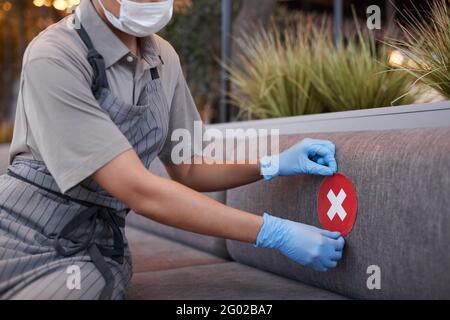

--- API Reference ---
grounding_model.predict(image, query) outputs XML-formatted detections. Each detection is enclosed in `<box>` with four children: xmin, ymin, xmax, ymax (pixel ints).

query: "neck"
<box><xmin>92</xmin><ymin>0</ymin><xmax>139</xmax><ymax>55</ymax></box>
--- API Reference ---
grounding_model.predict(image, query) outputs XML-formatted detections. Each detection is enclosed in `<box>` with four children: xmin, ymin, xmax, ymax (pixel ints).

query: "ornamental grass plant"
<box><xmin>228</xmin><ymin>16</ymin><xmax>417</xmax><ymax>119</ymax></box>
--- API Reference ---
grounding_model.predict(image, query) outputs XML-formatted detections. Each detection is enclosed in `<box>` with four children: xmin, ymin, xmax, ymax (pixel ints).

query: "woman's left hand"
<box><xmin>260</xmin><ymin>138</ymin><xmax>338</xmax><ymax>180</ymax></box>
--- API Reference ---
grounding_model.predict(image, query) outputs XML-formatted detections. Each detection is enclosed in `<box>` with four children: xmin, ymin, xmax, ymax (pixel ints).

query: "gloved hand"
<box><xmin>259</xmin><ymin>138</ymin><xmax>337</xmax><ymax>181</ymax></box>
<box><xmin>255</xmin><ymin>213</ymin><xmax>345</xmax><ymax>272</ymax></box>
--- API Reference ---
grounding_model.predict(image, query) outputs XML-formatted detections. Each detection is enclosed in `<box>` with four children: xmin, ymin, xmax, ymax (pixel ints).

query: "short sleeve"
<box><xmin>158</xmin><ymin>68</ymin><xmax>206</xmax><ymax>165</ymax></box>
<box><xmin>22</xmin><ymin>57</ymin><xmax>132</xmax><ymax>193</ymax></box>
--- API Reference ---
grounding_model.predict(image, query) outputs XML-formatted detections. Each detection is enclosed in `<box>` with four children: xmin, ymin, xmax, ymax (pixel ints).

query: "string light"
<box><xmin>388</xmin><ymin>50</ymin><xmax>422</xmax><ymax>70</ymax></box>
<box><xmin>388</xmin><ymin>50</ymin><xmax>405</xmax><ymax>68</ymax></box>
<box><xmin>52</xmin><ymin>0</ymin><xmax>67</xmax><ymax>10</ymax></box>
<box><xmin>31</xmin><ymin>0</ymin><xmax>80</xmax><ymax>11</ymax></box>
<box><xmin>33</xmin><ymin>0</ymin><xmax>45</xmax><ymax>7</ymax></box>
<box><xmin>2</xmin><ymin>1</ymin><xmax>12</xmax><ymax>12</ymax></box>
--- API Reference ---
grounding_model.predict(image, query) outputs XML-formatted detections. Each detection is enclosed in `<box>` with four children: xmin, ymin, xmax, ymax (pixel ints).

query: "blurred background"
<box><xmin>0</xmin><ymin>0</ymin><xmax>445</xmax><ymax>143</ymax></box>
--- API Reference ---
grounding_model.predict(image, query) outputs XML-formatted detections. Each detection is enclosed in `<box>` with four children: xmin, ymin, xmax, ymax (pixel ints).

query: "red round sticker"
<box><xmin>317</xmin><ymin>173</ymin><xmax>358</xmax><ymax>237</ymax></box>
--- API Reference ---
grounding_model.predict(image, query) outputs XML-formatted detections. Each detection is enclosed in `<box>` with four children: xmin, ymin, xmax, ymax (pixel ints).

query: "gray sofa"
<box><xmin>1</xmin><ymin>101</ymin><xmax>449</xmax><ymax>299</ymax></box>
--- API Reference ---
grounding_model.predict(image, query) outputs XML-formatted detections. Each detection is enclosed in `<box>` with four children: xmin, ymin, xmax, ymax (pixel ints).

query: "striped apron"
<box><xmin>0</xmin><ymin>24</ymin><xmax>169</xmax><ymax>300</ymax></box>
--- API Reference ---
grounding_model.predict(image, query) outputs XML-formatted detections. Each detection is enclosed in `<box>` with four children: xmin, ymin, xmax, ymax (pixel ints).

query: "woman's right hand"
<box><xmin>255</xmin><ymin>213</ymin><xmax>345</xmax><ymax>272</ymax></box>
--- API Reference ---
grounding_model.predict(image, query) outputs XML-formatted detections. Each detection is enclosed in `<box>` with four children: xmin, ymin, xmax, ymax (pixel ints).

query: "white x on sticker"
<box><xmin>326</xmin><ymin>189</ymin><xmax>347</xmax><ymax>221</ymax></box>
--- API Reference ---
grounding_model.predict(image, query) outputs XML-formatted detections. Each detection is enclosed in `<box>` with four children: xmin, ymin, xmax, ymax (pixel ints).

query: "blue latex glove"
<box><xmin>255</xmin><ymin>213</ymin><xmax>345</xmax><ymax>272</ymax></box>
<box><xmin>260</xmin><ymin>138</ymin><xmax>337</xmax><ymax>181</ymax></box>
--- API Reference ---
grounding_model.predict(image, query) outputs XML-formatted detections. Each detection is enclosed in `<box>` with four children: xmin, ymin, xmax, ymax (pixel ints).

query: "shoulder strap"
<box><xmin>75</xmin><ymin>25</ymin><xmax>109</xmax><ymax>98</ymax></box>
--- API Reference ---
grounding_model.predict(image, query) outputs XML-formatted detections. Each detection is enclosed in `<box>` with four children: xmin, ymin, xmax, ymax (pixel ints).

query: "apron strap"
<box><xmin>88</xmin><ymin>244</ymin><xmax>116</xmax><ymax>300</ymax></box>
<box><xmin>75</xmin><ymin>24</ymin><xmax>109</xmax><ymax>98</ymax></box>
<box><xmin>53</xmin><ymin>206</ymin><xmax>125</xmax><ymax>300</ymax></box>
<box><xmin>76</xmin><ymin>23</ymin><xmax>160</xmax><ymax>91</ymax></box>
<box><xmin>6</xmin><ymin>169</ymin><xmax>118</xmax><ymax>212</ymax></box>
<box><xmin>52</xmin><ymin>206</ymin><xmax>125</xmax><ymax>300</ymax></box>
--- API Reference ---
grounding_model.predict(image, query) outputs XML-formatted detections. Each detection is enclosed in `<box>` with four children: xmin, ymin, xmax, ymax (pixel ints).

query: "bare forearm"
<box><xmin>133</xmin><ymin>171</ymin><xmax>263</xmax><ymax>243</ymax></box>
<box><xmin>167</xmin><ymin>157</ymin><xmax>263</xmax><ymax>192</ymax></box>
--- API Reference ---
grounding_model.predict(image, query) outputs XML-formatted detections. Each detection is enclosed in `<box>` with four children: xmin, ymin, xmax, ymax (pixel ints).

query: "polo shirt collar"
<box><xmin>77</xmin><ymin>0</ymin><xmax>161</xmax><ymax>69</ymax></box>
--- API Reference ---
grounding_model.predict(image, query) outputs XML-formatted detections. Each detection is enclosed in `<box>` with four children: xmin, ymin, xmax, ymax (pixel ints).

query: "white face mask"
<box><xmin>98</xmin><ymin>0</ymin><xmax>174</xmax><ymax>37</ymax></box>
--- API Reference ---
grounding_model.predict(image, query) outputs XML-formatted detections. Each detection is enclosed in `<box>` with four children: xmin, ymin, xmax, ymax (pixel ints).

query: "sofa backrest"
<box><xmin>212</xmin><ymin>101</ymin><xmax>450</xmax><ymax>135</ymax></box>
<box><xmin>226</xmin><ymin>128</ymin><xmax>450</xmax><ymax>299</ymax></box>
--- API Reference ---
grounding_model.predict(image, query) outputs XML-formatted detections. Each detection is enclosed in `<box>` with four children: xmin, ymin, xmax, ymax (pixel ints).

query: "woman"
<box><xmin>0</xmin><ymin>0</ymin><xmax>344</xmax><ymax>300</ymax></box>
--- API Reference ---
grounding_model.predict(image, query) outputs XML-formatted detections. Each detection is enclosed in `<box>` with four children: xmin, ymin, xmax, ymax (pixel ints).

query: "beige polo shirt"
<box><xmin>9</xmin><ymin>0</ymin><xmax>203</xmax><ymax>193</ymax></box>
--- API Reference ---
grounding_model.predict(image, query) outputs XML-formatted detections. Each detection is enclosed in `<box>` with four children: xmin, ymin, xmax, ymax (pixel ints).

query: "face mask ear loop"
<box><xmin>115</xmin><ymin>0</ymin><xmax>124</xmax><ymax>19</ymax></box>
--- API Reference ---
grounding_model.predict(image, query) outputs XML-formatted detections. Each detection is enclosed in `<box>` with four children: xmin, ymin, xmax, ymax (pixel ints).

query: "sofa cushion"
<box><xmin>126</xmin><ymin>158</ymin><xmax>230</xmax><ymax>259</ymax></box>
<box><xmin>226</xmin><ymin>128</ymin><xmax>450</xmax><ymax>299</ymax></box>
<box><xmin>127</xmin><ymin>214</ymin><xmax>230</xmax><ymax>259</ymax></box>
<box><xmin>126</xmin><ymin>227</ymin><xmax>227</xmax><ymax>273</ymax></box>
<box><xmin>127</xmin><ymin>262</ymin><xmax>347</xmax><ymax>300</ymax></box>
